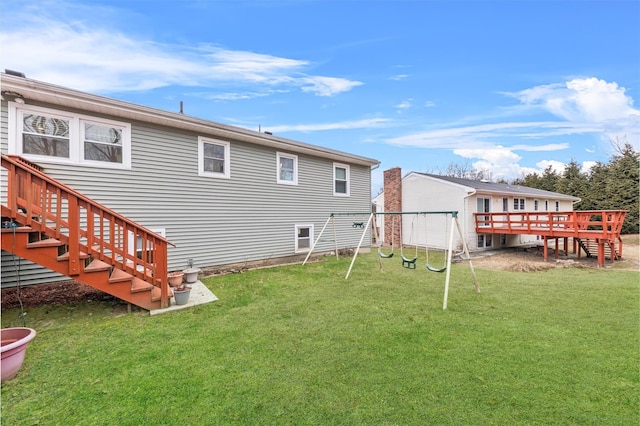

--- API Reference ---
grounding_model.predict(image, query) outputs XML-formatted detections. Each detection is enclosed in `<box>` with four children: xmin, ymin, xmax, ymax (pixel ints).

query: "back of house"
<box><xmin>1</xmin><ymin>72</ymin><xmax>379</xmax><ymax>288</ymax></box>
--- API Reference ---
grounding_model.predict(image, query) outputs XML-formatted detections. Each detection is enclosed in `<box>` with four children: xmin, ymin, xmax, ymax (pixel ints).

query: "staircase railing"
<box><xmin>2</xmin><ymin>154</ymin><xmax>174</xmax><ymax>308</ymax></box>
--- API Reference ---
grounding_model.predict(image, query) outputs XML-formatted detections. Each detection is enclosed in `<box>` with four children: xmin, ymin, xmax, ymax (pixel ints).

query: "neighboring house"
<box><xmin>1</xmin><ymin>73</ymin><xmax>379</xmax><ymax>288</ymax></box>
<box><xmin>373</xmin><ymin>168</ymin><xmax>581</xmax><ymax>252</ymax></box>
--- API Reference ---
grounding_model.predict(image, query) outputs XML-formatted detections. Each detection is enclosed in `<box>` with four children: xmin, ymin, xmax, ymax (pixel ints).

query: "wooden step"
<box><xmin>109</xmin><ymin>268</ymin><xmax>134</xmax><ymax>284</ymax></box>
<box><xmin>57</xmin><ymin>250</ymin><xmax>90</xmax><ymax>261</ymax></box>
<box><xmin>130</xmin><ymin>277</ymin><xmax>154</xmax><ymax>293</ymax></box>
<box><xmin>27</xmin><ymin>238</ymin><xmax>63</xmax><ymax>249</ymax></box>
<box><xmin>84</xmin><ymin>259</ymin><xmax>112</xmax><ymax>273</ymax></box>
<box><xmin>151</xmin><ymin>286</ymin><xmax>173</xmax><ymax>302</ymax></box>
<box><xmin>1</xmin><ymin>226</ymin><xmax>33</xmax><ymax>234</ymax></box>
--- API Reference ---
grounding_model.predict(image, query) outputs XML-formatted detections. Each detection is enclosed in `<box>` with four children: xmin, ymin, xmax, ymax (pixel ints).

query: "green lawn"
<box><xmin>2</xmin><ymin>253</ymin><xmax>638</xmax><ymax>425</ymax></box>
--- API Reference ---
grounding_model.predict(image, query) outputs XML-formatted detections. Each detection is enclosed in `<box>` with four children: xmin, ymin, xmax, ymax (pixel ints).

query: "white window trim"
<box><xmin>295</xmin><ymin>224</ymin><xmax>314</xmax><ymax>253</ymax></box>
<box><xmin>534</xmin><ymin>199</ymin><xmax>539</xmax><ymax>211</ymax></box>
<box><xmin>8</xmin><ymin>102</ymin><xmax>132</xmax><ymax>170</ymax></box>
<box><xmin>333</xmin><ymin>162</ymin><xmax>350</xmax><ymax>196</ymax></box>
<box><xmin>276</xmin><ymin>152</ymin><xmax>298</xmax><ymax>185</ymax></box>
<box><xmin>513</xmin><ymin>198</ymin><xmax>525</xmax><ymax>211</ymax></box>
<box><xmin>128</xmin><ymin>228</ymin><xmax>166</xmax><ymax>257</ymax></box>
<box><xmin>198</xmin><ymin>137</ymin><xmax>230</xmax><ymax>179</ymax></box>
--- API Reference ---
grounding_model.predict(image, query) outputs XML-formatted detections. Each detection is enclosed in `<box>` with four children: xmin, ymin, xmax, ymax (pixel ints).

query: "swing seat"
<box><xmin>426</xmin><ymin>263</ymin><xmax>446</xmax><ymax>273</ymax></box>
<box><xmin>401</xmin><ymin>255</ymin><xmax>417</xmax><ymax>269</ymax></box>
<box><xmin>378</xmin><ymin>247</ymin><xmax>394</xmax><ymax>259</ymax></box>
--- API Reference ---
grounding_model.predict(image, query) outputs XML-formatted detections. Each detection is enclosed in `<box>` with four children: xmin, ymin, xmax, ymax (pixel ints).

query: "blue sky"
<box><xmin>2</xmin><ymin>0</ymin><xmax>639</xmax><ymax>192</ymax></box>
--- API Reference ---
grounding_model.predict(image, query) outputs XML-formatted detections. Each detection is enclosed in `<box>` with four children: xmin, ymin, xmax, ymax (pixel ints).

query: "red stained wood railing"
<box><xmin>2</xmin><ymin>154</ymin><xmax>174</xmax><ymax>308</ymax></box>
<box><xmin>474</xmin><ymin>210</ymin><xmax>627</xmax><ymax>239</ymax></box>
<box><xmin>474</xmin><ymin>210</ymin><xmax>627</xmax><ymax>266</ymax></box>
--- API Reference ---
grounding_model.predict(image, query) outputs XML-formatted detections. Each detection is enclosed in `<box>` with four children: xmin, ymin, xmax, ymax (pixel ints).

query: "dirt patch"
<box><xmin>1</xmin><ymin>280</ymin><xmax>115</xmax><ymax>311</ymax></box>
<box><xmin>469</xmin><ymin>235</ymin><xmax>640</xmax><ymax>272</ymax></box>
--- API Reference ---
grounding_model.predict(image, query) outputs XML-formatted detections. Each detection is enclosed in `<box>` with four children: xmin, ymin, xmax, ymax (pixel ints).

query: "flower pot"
<box><xmin>168</xmin><ymin>271</ymin><xmax>184</xmax><ymax>287</ymax></box>
<box><xmin>1</xmin><ymin>327</ymin><xmax>36</xmax><ymax>383</ymax></box>
<box><xmin>173</xmin><ymin>286</ymin><xmax>192</xmax><ymax>305</ymax></box>
<box><xmin>183</xmin><ymin>267</ymin><xmax>201</xmax><ymax>284</ymax></box>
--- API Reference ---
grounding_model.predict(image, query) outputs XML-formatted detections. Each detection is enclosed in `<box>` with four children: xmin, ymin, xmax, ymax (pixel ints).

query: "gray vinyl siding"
<box><xmin>2</xmin><ymin>100</ymin><xmax>373</xmax><ymax>286</ymax></box>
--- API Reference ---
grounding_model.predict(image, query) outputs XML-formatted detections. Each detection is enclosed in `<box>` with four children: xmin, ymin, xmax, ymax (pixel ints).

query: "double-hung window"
<box><xmin>277</xmin><ymin>152</ymin><xmax>298</xmax><ymax>185</ymax></box>
<box><xmin>198</xmin><ymin>137</ymin><xmax>230</xmax><ymax>178</ymax></box>
<box><xmin>513</xmin><ymin>198</ymin><xmax>525</xmax><ymax>210</ymax></box>
<box><xmin>333</xmin><ymin>163</ymin><xmax>350</xmax><ymax>196</ymax></box>
<box><xmin>9</xmin><ymin>103</ymin><xmax>131</xmax><ymax>169</ymax></box>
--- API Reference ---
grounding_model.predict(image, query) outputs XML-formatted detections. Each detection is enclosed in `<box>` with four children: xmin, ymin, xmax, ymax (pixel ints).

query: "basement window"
<box><xmin>295</xmin><ymin>224</ymin><xmax>314</xmax><ymax>252</ymax></box>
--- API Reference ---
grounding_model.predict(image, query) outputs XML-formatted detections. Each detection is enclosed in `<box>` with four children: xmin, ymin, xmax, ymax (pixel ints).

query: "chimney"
<box><xmin>383</xmin><ymin>167</ymin><xmax>402</xmax><ymax>248</ymax></box>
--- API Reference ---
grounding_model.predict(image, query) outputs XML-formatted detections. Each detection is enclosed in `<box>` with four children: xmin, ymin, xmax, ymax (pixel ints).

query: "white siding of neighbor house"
<box><xmin>1</xmin><ymin>100</ymin><xmax>372</xmax><ymax>287</ymax></box>
<box><xmin>402</xmin><ymin>174</ymin><xmax>468</xmax><ymax>251</ymax></box>
<box><xmin>401</xmin><ymin>173</ymin><xmax>577</xmax><ymax>253</ymax></box>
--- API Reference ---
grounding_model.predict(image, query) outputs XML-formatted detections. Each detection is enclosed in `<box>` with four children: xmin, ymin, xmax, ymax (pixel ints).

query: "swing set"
<box><xmin>302</xmin><ymin>211</ymin><xmax>480</xmax><ymax>310</ymax></box>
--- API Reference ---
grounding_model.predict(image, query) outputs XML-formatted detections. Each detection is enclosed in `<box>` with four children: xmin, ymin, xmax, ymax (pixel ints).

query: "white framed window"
<box><xmin>513</xmin><ymin>198</ymin><xmax>525</xmax><ymax>210</ymax></box>
<box><xmin>477</xmin><ymin>234</ymin><xmax>492</xmax><ymax>249</ymax></box>
<box><xmin>555</xmin><ymin>201</ymin><xmax>560</xmax><ymax>211</ymax></box>
<box><xmin>277</xmin><ymin>152</ymin><xmax>298</xmax><ymax>185</ymax></box>
<box><xmin>545</xmin><ymin>200</ymin><xmax>549</xmax><ymax>211</ymax></box>
<box><xmin>295</xmin><ymin>224</ymin><xmax>314</xmax><ymax>252</ymax></box>
<box><xmin>198</xmin><ymin>137</ymin><xmax>230</xmax><ymax>179</ymax></box>
<box><xmin>127</xmin><ymin>228</ymin><xmax>166</xmax><ymax>266</ymax></box>
<box><xmin>333</xmin><ymin>163</ymin><xmax>350</xmax><ymax>196</ymax></box>
<box><xmin>534</xmin><ymin>200</ymin><xmax>539</xmax><ymax>211</ymax></box>
<box><xmin>502</xmin><ymin>197</ymin><xmax>509</xmax><ymax>212</ymax></box>
<box><xmin>8</xmin><ymin>103</ymin><xmax>131</xmax><ymax>169</ymax></box>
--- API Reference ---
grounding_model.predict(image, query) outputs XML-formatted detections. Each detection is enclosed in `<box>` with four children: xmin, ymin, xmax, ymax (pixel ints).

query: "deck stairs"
<box><xmin>1</xmin><ymin>154</ymin><xmax>174</xmax><ymax>310</ymax></box>
<box><xmin>576</xmin><ymin>237</ymin><xmax>622</xmax><ymax>261</ymax></box>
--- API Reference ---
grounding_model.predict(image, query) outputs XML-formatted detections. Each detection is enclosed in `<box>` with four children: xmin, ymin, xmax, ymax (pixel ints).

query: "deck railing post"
<box><xmin>67</xmin><ymin>196</ymin><xmax>80</xmax><ymax>275</ymax></box>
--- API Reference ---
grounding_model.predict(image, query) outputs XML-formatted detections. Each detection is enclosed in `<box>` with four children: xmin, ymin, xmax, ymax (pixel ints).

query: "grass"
<box><xmin>1</xmin><ymin>252</ymin><xmax>638</xmax><ymax>425</ymax></box>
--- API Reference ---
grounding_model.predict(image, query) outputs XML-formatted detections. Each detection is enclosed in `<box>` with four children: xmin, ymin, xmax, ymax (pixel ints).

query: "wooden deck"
<box><xmin>474</xmin><ymin>210</ymin><xmax>627</xmax><ymax>266</ymax></box>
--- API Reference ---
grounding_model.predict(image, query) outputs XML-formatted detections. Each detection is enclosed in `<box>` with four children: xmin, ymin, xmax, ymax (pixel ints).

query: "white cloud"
<box><xmin>514</xmin><ymin>78</ymin><xmax>638</xmax><ymax>123</ymax></box>
<box><xmin>0</xmin><ymin>5</ymin><xmax>361</xmax><ymax>97</ymax></box>
<box><xmin>424</xmin><ymin>101</ymin><xmax>436</xmax><ymax>108</ymax></box>
<box><xmin>265</xmin><ymin>118</ymin><xmax>393</xmax><ymax>133</ymax></box>
<box><xmin>535</xmin><ymin>160</ymin><xmax>566</xmax><ymax>174</ymax></box>
<box><xmin>581</xmin><ymin>161</ymin><xmax>597</xmax><ymax>173</ymax></box>
<box><xmin>395</xmin><ymin>99</ymin><xmax>413</xmax><ymax>110</ymax></box>
<box><xmin>384</xmin><ymin>76</ymin><xmax>639</xmax><ymax>179</ymax></box>
<box><xmin>389</xmin><ymin>74</ymin><xmax>408</xmax><ymax>81</ymax></box>
<box><xmin>299</xmin><ymin>76</ymin><xmax>363</xmax><ymax>97</ymax></box>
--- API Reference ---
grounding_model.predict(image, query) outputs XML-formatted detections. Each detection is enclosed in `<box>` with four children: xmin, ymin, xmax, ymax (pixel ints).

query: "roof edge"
<box><xmin>1</xmin><ymin>73</ymin><xmax>379</xmax><ymax>167</ymax></box>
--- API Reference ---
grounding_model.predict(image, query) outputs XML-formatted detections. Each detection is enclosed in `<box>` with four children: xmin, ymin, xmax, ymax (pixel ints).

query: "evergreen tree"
<box><xmin>606</xmin><ymin>143</ymin><xmax>639</xmax><ymax>234</ymax></box>
<box><xmin>556</xmin><ymin>159</ymin><xmax>589</xmax><ymax>208</ymax></box>
<box><xmin>538</xmin><ymin>166</ymin><xmax>561</xmax><ymax>192</ymax></box>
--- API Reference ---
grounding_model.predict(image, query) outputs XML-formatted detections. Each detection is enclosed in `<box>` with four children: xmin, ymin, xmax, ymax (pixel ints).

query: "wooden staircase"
<box><xmin>1</xmin><ymin>154</ymin><xmax>174</xmax><ymax>310</ymax></box>
<box><xmin>576</xmin><ymin>237</ymin><xmax>622</xmax><ymax>261</ymax></box>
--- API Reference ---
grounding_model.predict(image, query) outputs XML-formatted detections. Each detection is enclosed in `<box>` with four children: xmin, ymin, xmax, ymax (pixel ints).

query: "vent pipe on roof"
<box><xmin>5</xmin><ymin>69</ymin><xmax>25</xmax><ymax>78</ymax></box>
<box><xmin>179</xmin><ymin>101</ymin><xmax>184</xmax><ymax>114</ymax></box>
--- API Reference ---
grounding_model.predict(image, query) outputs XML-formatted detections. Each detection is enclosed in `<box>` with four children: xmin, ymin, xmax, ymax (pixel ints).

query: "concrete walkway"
<box><xmin>150</xmin><ymin>280</ymin><xmax>218</xmax><ymax>315</ymax></box>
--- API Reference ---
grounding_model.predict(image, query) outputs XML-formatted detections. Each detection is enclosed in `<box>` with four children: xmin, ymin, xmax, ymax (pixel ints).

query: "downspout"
<box><xmin>462</xmin><ymin>189</ymin><xmax>477</xmax><ymax>250</ymax></box>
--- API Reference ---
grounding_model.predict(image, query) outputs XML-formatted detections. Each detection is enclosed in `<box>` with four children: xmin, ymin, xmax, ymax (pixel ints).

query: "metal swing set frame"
<box><xmin>302</xmin><ymin>211</ymin><xmax>480</xmax><ymax>310</ymax></box>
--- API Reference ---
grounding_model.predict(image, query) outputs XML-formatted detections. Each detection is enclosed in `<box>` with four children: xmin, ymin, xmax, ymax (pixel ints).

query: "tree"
<box><xmin>538</xmin><ymin>166</ymin><xmax>561</xmax><ymax>192</ymax></box>
<box><xmin>605</xmin><ymin>142</ymin><xmax>639</xmax><ymax>234</ymax></box>
<box><xmin>556</xmin><ymin>159</ymin><xmax>589</xmax><ymax>207</ymax></box>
